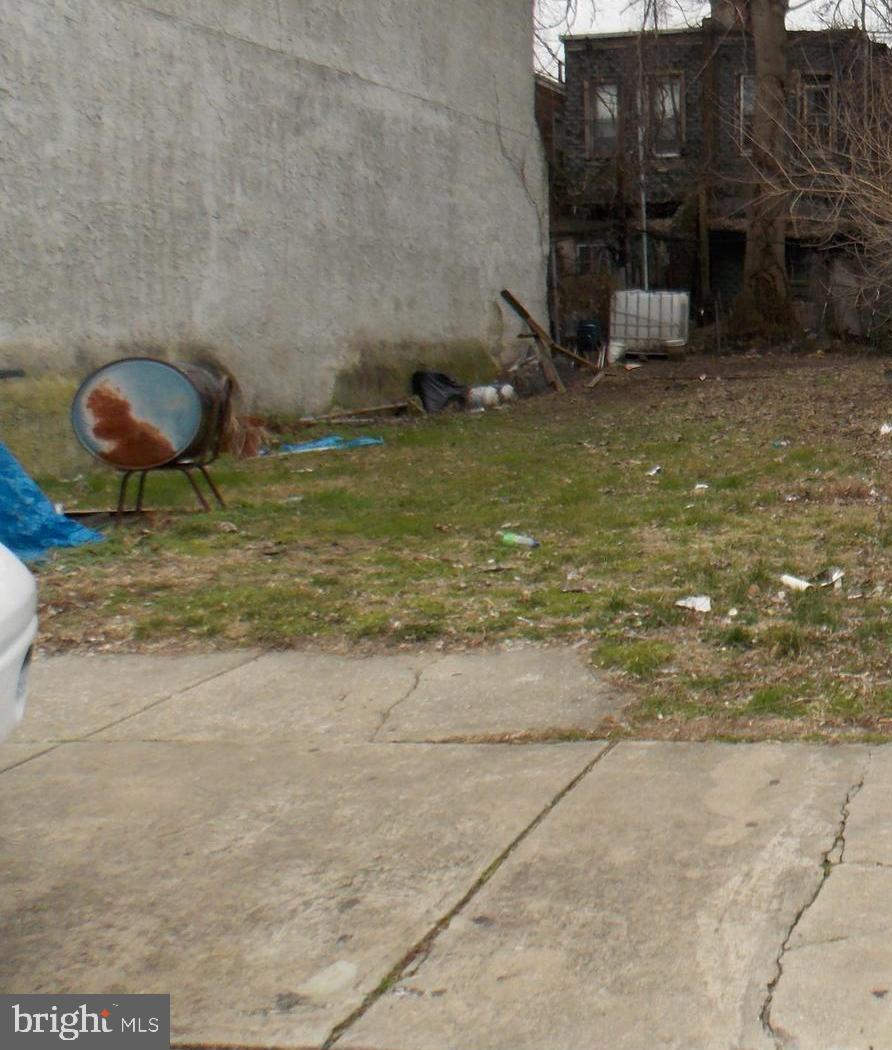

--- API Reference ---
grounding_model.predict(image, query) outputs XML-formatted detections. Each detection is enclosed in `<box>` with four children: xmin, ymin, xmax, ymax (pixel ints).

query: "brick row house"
<box><xmin>540</xmin><ymin>4</ymin><xmax>889</xmax><ymax>341</ymax></box>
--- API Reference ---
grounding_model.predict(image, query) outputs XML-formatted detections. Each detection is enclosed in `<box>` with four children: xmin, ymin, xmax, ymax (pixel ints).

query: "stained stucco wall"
<box><xmin>0</xmin><ymin>0</ymin><xmax>547</xmax><ymax>411</ymax></box>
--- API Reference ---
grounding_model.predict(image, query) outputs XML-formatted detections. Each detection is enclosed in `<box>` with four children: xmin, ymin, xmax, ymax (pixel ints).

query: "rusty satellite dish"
<box><xmin>71</xmin><ymin>358</ymin><xmax>231</xmax><ymax>513</ymax></box>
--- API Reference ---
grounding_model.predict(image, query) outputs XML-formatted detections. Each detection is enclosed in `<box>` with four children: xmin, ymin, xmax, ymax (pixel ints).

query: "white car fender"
<box><xmin>0</xmin><ymin>543</ymin><xmax>38</xmax><ymax>741</ymax></box>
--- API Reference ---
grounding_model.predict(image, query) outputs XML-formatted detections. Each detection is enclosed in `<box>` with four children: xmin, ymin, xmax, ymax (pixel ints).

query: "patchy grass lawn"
<box><xmin>7</xmin><ymin>353</ymin><xmax>892</xmax><ymax>739</ymax></box>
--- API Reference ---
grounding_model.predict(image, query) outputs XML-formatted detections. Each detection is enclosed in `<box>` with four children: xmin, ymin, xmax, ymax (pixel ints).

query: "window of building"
<box><xmin>648</xmin><ymin>74</ymin><xmax>683</xmax><ymax>156</ymax></box>
<box><xmin>587</xmin><ymin>80</ymin><xmax>619</xmax><ymax>156</ymax></box>
<box><xmin>801</xmin><ymin>74</ymin><xmax>834</xmax><ymax>150</ymax></box>
<box><xmin>576</xmin><ymin>241</ymin><xmax>611</xmax><ymax>275</ymax></box>
<box><xmin>739</xmin><ymin>73</ymin><xmax>756</xmax><ymax>153</ymax></box>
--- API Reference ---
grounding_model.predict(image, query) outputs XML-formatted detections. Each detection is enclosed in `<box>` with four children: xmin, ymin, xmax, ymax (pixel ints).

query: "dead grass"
<box><xmin>8</xmin><ymin>351</ymin><xmax>892</xmax><ymax>739</ymax></box>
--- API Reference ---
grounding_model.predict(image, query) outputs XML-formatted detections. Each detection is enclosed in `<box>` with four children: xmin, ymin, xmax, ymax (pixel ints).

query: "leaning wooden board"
<box><xmin>500</xmin><ymin>289</ymin><xmax>565</xmax><ymax>392</ymax></box>
<box><xmin>500</xmin><ymin>289</ymin><xmax>604</xmax><ymax>383</ymax></box>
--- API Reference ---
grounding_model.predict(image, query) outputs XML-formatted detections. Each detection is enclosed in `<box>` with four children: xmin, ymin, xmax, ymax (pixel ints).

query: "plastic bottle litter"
<box><xmin>498</xmin><ymin>531</ymin><xmax>540</xmax><ymax>549</ymax></box>
<box><xmin>780</xmin><ymin>567</ymin><xmax>845</xmax><ymax>592</ymax></box>
<box><xmin>780</xmin><ymin>574</ymin><xmax>811</xmax><ymax>592</ymax></box>
<box><xmin>646</xmin><ymin>465</ymin><xmax>662</xmax><ymax>476</ymax></box>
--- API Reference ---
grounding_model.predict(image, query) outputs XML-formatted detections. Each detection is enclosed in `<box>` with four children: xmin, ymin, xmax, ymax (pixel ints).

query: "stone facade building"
<box><xmin>1</xmin><ymin>1</ymin><xmax>547</xmax><ymax>412</ymax></box>
<box><xmin>552</xmin><ymin>16</ymin><xmax>886</xmax><ymax>338</ymax></box>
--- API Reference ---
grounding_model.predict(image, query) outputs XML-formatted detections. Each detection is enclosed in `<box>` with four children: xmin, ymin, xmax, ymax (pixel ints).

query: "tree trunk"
<box><xmin>729</xmin><ymin>0</ymin><xmax>799</xmax><ymax>339</ymax></box>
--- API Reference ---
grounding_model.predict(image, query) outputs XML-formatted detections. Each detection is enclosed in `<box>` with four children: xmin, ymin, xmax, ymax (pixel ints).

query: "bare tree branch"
<box><xmin>534</xmin><ymin>0</ymin><xmax>598</xmax><ymax>76</ymax></box>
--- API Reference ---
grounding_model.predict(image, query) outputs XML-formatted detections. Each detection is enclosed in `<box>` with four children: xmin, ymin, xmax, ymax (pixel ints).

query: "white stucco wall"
<box><xmin>0</xmin><ymin>0</ymin><xmax>548</xmax><ymax>411</ymax></box>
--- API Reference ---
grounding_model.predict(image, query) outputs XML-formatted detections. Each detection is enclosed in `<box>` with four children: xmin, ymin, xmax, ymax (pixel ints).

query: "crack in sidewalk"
<box><xmin>319</xmin><ymin>739</ymin><xmax>618</xmax><ymax>1049</ymax></box>
<box><xmin>370</xmin><ymin>667</ymin><xmax>423</xmax><ymax>742</ymax></box>
<box><xmin>80</xmin><ymin>651</ymin><xmax>264</xmax><ymax>741</ymax></box>
<box><xmin>760</xmin><ymin>750</ymin><xmax>872</xmax><ymax>1047</ymax></box>
<box><xmin>1</xmin><ymin>653</ymin><xmax>262</xmax><ymax>771</ymax></box>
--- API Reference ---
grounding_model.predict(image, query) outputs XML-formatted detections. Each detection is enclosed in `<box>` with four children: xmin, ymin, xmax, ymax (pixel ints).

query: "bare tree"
<box><xmin>535</xmin><ymin>0</ymin><xmax>597</xmax><ymax>76</ymax></box>
<box><xmin>728</xmin><ymin>0</ymin><xmax>801</xmax><ymax>337</ymax></box>
<box><xmin>763</xmin><ymin>44</ymin><xmax>892</xmax><ymax>337</ymax></box>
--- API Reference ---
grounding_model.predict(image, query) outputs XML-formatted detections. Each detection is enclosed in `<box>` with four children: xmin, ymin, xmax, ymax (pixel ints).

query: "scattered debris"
<box><xmin>498</xmin><ymin>531</ymin><xmax>540</xmax><ymax>549</ymax></box>
<box><xmin>298</xmin><ymin>400</ymin><xmax>421</xmax><ymax>426</ymax></box>
<box><xmin>467</xmin><ymin>385</ymin><xmax>516</xmax><ymax>409</ymax></box>
<box><xmin>780</xmin><ymin>567</ymin><xmax>845</xmax><ymax>592</ymax></box>
<box><xmin>411</xmin><ymin>371</ymin><xmax>468</xmax><ymax>413</ymax></box>
<box><xmin>694</xmin><ymin>482</ymin><xmax>709</xmax><ymax>491</ymax></box>
<box><xmin>780</xmin><ymin>574</ymin><xmax>812</xmax><ymax>592</ymax></box>
<box><xmin>607</xmin><ymin>340</ymin><xmax>626</xmax><ymax>365</ymax></box>
<box><xmin>624</xmin><ymin>362</ymin><xmax>643</xmax><ymax>371</ymax></box>
<box><xmin>277</xmin><ymin>435</ymin><xmax>384</xmax><ymax>455</ymax></box>
<box><xmin>676</xmin><ymin>595</ymin><xmax>712</xmax><ymax>613</ymax></box>
<box><xmin>467</xmin><ymin>386</ymin><xmax>499</xmax><ymax>409</ymax></box>
<box><xmin>813</xmin><ymin>566</ymin><xmax>845</xmax><ymax>589</ymax></box>
<box><xmin>224</xmin><ymin>415</ymin><xmax>271</xmax><ymax>458</ymax></box>
<box><xmin>500</xmin><ymin>289</ymin><xmax>566</xmax><ymax>392</ymax></box>
<box><xmin>646</xmin><ymin>465</ymin><xmax>662</xmax><ymax>476</ymax></box>
<box><xmin>501</xmin><ymin>289</ymin><xmax>607</xmax><ymax>388</ymax></box>
<box><xmin>0</xmin><ymin>442</ymin><xmax>103</xmax><ymax>561</ymax></box>
<box><xmin>216</xmin><ymin>521</ymin><xmax>239</xmax><ymax>533</ymax></box>
<box><xmin>257</xmin><ymin>541</ymin><xmax>286</xmax><ymax>557</ymax></box>
<box><xmin>881</xmin><ymin>423</ymin><xmax>892</xmax><ymax>436</ymax></box>
<box><xmin>772</xmin><ymin>439</ymin><xmax>791</xmax><ymax>448</ymax></box>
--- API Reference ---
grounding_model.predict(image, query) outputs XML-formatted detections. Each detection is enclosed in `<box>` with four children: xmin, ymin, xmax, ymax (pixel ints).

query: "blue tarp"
<box><xmin>0</xmin><ymin>443</ymin><xmax>103</xmax><ymax>562</ymax></box>
<box><xmin>277</xmin><ymin>434</ymin><xmax>384</xmax><ymax>455</ymax></box>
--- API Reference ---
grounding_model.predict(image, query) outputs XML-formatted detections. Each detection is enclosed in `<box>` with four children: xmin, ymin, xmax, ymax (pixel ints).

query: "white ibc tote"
<box><xmin>610</xmin><ymin>290</ymin><xmax>690</xmax><ymax>350</ymax></box>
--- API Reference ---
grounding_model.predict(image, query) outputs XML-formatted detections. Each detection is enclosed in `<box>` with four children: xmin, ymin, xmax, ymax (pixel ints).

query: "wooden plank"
<box><xmin>298</xmin><ymin>400</ymin><xmax>418</xmax><ymax>425</ymax></box>
<box><xmin>501</xmin><ymin>289</ymin><xmax>604</xmax><ymax>380</ymax></box>
<box><xmin>501</xmin><ymin>290</ymin><xmax>565</xmax><ymax>391</ymax></box>
<box><xmin>532</xmin><ymin>337</ymin><xmax>566</xmax><ymax>393</ymax></box>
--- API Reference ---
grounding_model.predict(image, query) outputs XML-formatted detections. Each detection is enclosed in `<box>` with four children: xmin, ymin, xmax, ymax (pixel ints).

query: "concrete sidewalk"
<box><xmin>0</xmin><ymin>648</ymin><xmax>889</xmax><ymax>1050</ymax></box>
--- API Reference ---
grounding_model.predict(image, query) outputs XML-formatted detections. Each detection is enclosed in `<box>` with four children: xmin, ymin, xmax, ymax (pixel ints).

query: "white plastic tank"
<box><xmin>610</xmin><ymin>290</ymin><xmax>690</xmax><ymax>349</ymax></box>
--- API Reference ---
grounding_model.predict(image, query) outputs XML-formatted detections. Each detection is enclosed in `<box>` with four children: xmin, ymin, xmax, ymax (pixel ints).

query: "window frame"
<box><xmin>585</xmin><ymin>78</ymin><xmax>620</xmax><ymax>158</ymax></box>
<box><xmin>738</xmin><ymin>72</ymin><xmax>756</xmax><ymax>155</ymax></box>
<box><xmin>799</xmin><ymin>73</ymin><xmax>835</xmax><ymax>152</ymax></box>
<box><xmin>647</xmin><ymin>72</ymin><xmax>685</xmax><ymax>158</ymax></box>
<box><xmin>576</xmin><ymin>241</ymin><xmax>611</xmax><ymax>275</ymax></box>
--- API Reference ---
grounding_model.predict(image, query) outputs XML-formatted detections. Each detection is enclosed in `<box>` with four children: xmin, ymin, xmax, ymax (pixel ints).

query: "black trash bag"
<box><xmin>411</xmin><ymin>371</ymin><xmax>468</xmax><ymax>413</ymax></box>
